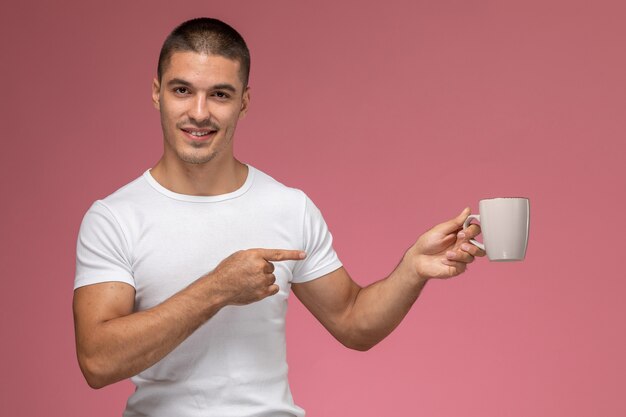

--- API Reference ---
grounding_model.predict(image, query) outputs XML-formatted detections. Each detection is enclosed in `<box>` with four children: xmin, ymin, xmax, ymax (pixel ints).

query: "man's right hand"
<box><xmin>209</xmin><ymin>249</ymin><xmax>306</xmax><ymax>306</ymax></box>
<box><xmin>73</xmin><ymin>247</ymin><xmax>306</xmax><ymax>388</ymax></box>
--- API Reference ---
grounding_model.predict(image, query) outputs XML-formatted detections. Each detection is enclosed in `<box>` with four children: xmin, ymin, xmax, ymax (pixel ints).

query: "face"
<box><xmin>152</xmin><ymin>52</ymin><xmax>250</xmax><ymax>166</ymax></box>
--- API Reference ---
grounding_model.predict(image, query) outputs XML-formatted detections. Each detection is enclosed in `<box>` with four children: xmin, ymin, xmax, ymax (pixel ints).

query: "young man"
<box><xmin>73</xmin><ymin>18</ymin><xmax>484</xmax><ymax>417</ymax></box>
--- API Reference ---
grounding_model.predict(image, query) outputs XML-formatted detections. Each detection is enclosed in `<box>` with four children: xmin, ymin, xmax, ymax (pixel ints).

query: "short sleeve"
<box><xmin>291</xmin><ymin>196</ymin><xmax>342</xmax><ymax>283</ymax></box>
<box><xmin>74</xmin><ymin>201</ymin><xmax>135</xmax><ymax>290</ymax></box>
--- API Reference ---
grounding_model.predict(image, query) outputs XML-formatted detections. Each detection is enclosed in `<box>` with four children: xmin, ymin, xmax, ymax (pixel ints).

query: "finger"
<box><xmin>462</xmin><ymin>224</ymin><xmax>481</xmax><ymax>240</ymax></box>
<box><xmin>441</xmin><ymin>258</ymin><xmax>467</xmax><ymax>274</ymax></box>
<box><xmin>460</xmin><ymin>242</ymin><xmax>486</xmax><ymax>257</ymax></box>
<box><xmin>265</xmin><ymin>273</ymin><xmax>276</xmax><ymax>285</ymax></box>
<box><xmin>263</xmin><ymin>261</ymin><xmax>275</xmax><ymax>274</ymax></box>
<box><xmin>446</xmin><ymin>250</ymin><xmax>475</xmax><ymax>264</ymax></box>
<box><xmin>267</xmin><ymin>284</ymin><xmax>280</xmax><ymax>296</ymax></box>
<box><xmin>436</xmin><ymin>207</ymin><xmax>471</xmax><ymax>235</ymax></box>
<box><xmin>258</xmin><ymin>249</ymin><xmax>307</xmax><ymax>262</ymax></box>
<box><xmin>440</xmin><ymin>233</ymin><xmax>457</xmax><ymax>245</ymax></box>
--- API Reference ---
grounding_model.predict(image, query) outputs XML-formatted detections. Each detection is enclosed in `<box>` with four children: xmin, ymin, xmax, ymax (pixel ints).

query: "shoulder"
<box><xmin>249</xmin><ymin>165</ymin><xmax>308</xmax><ymax>203</ymax></box>
<box><xmin>95</xmin><ymin>171</ymin><xmax>161</xmax><ymax>215</ymax></box>
<box><xmin>81</xmin><ymin>171</ymin><xmax>154</xmax><ymax>228</ymax></box>
<box><xmin>100</xmin><ymin>172</ymin><xmax>153</xmax><ymax>207</ymax></box>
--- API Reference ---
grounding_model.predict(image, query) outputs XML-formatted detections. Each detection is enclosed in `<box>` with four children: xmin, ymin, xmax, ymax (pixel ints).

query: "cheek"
<box><xmin>160</xmin><ymin>105</ymin><xmax>183</xmax><ymax>127</ymax></box>
<box><xmin>214</xmin><ymin>104</ymin><xmax>242</xmax><ymax>122</ymax></box>
<box><xmin>223</xmin><ymin>110</ymin><xmax>243</xmax><ymax>129</ymax></box>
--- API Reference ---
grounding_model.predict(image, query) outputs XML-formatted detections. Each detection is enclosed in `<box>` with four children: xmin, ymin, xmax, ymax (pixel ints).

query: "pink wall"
<box><xmin>2</xmin><ymin>0</ymin><xmax>625</xmax><ymax>416</ymax></box>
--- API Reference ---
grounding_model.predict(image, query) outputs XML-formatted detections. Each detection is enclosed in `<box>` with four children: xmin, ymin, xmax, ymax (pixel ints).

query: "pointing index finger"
<box><xmin>258</xmin><ymin>249</ymin><xmax>307</xmax><ymax>262</ymax></box>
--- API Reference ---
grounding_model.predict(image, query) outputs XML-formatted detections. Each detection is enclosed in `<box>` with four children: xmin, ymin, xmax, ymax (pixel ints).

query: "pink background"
<box><xmin>2</xmin><ymin>0</ymin><xmax>625</xmax><ymax>416</ymax></box>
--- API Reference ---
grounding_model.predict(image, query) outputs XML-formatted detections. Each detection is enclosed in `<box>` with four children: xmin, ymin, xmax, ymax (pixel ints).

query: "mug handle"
<box><xmin>462</xmin><ymin>214</ymin><xmax>485</xmax><ymax>251</ymax></box>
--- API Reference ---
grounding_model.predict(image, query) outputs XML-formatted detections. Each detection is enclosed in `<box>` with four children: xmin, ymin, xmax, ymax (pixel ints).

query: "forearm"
<box><xmin>297</xmin><ymin>209</ymin><xmax>482</xmax><ymax>352</ymax></box>
<box><xmin>76</xmin><ymin>248</ymin><xmax>298</xmax><ymax>389</ymax></box>
<box><xmin>76</xmin><ymin>275</ymin><xmax>225</xmax><ymax>388</ymax></box>
<box><xmin>343</xmin><ymin>255</ymin><xmax>428</xmax><ymax>350</ymax></box>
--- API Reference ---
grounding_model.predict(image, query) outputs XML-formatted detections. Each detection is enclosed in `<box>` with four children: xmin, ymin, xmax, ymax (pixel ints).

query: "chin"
<box><xmin>178</xmin><ymin>150</ymin><xmax>219</xmax><ymax>165</ymax></box>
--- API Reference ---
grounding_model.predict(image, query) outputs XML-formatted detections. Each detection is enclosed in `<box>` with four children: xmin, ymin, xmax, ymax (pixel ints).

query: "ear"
<box><xmin>239</xmin><ymin>86</ymin><xmax>251</xmax><ymax>119</ymax></box>
<box><xmin>151</xmin><ymin>78</ymin><xmax>161</xmax><ymax>110</ymax></box>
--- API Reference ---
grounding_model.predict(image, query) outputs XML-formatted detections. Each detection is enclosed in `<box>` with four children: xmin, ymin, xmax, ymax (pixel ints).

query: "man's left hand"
<box><xmin>404</xmin><ymin>207</ymin><xmax>486</xmax><ymax>281</ymax></box>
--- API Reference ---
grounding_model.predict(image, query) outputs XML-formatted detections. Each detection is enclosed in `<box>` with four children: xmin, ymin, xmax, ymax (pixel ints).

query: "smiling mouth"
<box><xmin>181</xmin><ymin>128</ymin><xmax>217</xmax><ymax>141</ymax></box>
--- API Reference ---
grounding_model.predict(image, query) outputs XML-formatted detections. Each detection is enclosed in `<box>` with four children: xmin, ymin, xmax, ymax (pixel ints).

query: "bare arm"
<box><xmin>292</xmin><ymin>208</ymin><xmax>484</xmax><ymax>351</ymax></box>
<box><xmin>73</xmin><ymin>248</ymin><xmax>305</xmax><ymax>389</ymax></box>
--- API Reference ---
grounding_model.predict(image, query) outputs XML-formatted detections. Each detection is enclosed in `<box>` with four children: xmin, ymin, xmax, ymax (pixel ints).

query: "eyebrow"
<box><xmin>166</xmin><ymin>78</ymin><xmax>238</xmax><ymax>92</ymax></box>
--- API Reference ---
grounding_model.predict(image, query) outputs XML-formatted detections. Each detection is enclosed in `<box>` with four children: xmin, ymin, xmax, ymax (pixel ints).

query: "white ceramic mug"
<box><xmin>463</xmin><ymin>197</ymin><xmax>530</xmax><ymax>261</ymax></box>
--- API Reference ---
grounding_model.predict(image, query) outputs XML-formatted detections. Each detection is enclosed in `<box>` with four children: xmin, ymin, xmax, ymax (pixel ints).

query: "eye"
<box><xmin>212</xmin><ymin>91</ymin><xmax>231</xmax><ymax>100</ymax></box>
<box><xmin>174</xmin><ymin>87</ymin><xmax>190</xmax><ymax>95</ymax></box>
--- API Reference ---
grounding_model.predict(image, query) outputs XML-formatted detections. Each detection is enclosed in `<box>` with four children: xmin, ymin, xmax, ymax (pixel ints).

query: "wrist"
<box><xmin>184</xmin><ymin>272</ymin><xmax>229</xmax><ymax>318</ymax></box>
<box><xmin>400</xmin><ymin>249</ymin><xmax>430</xmax><ymax>287</ymax></box>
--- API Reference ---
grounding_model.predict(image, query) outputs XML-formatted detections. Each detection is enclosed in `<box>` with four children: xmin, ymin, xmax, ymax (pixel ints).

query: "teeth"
<box><xmin>188</xmin><ymin>131</ymin><xmax>211</xmax><ymax>137</ymax></box>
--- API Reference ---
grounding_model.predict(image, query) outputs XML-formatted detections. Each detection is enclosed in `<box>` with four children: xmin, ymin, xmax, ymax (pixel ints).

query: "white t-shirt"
<box><xmin>75</xmin><ymin>165</ymin><xmax>342</xmax><ymax>417</ymax></box>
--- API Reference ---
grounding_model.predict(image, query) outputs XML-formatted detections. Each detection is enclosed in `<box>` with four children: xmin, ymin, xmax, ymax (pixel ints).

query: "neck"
<box><xmin>150</xmin><ymin>157</ymin><xmax>248</xmax><ymax>197</ymax></box>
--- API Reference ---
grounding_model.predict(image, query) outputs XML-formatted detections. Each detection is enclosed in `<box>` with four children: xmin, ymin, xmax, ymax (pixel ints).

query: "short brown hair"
<box><xmin>157</xmin><ymin>18</ymin><xmax>250</xmax><ymax>86</ymax></box>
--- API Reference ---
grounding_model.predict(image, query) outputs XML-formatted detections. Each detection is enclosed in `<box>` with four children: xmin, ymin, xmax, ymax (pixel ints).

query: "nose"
<box><xmin>188</xmin><ymin>94</ymin><xmax>212</xmax><ymax>125</ymax></box>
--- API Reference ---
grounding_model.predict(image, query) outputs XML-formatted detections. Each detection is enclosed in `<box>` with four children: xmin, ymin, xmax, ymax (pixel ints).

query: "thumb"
<box><xmin>436</xmin><ymin>207</ymin><xmax>471</xmax><ymax>235</ymax></box>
